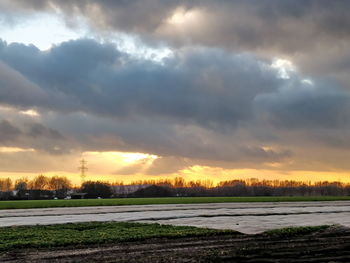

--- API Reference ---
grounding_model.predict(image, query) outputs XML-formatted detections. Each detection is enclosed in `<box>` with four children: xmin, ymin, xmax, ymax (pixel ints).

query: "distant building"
<box><xmin>70</xmin><ymin>193</ymin><xmax>87</xmax><ymax>199</ymax></box>
<box><xmin>15</xmin><ymin>190</ymin><xmax>54</xmax><ymax>200</ymax></box>
<box><xmin>112</xmin><ymin>184</ymin><xmax>151</xmax><ymax>196</ymax></box>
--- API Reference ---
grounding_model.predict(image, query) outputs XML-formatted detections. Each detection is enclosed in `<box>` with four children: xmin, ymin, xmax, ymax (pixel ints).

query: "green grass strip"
<box><xmin>1</xmin><ymin>196</ymin><xmax>350</xmax><ymax>210</ymax></box>
<box><xmin>0</xmin><ymin>222</ymin><xmax>235</xmax><ymax>251</ymax></box>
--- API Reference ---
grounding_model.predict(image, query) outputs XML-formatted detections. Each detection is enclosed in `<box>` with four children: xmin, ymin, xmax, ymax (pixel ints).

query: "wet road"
<box><xmin>1</xmin><ymin>201</ymin><xmax>350</xmax><ymax>234</ymax></box>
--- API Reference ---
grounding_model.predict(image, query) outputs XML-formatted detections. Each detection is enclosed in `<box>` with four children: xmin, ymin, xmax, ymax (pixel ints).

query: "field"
<box><xmin>1</xmin><ymin>222</ymin><xmax>349</xmax><ymax>262</ymax></box>
<box><xmin>2</xmin><ymin>200</ymin><xmax>350</xmax><ymax>262</ymax></box>
<box><xmin>0</xmin><ymin>222</ymin><xmax>234</xmax><ymax>252</ymax></box>
<box><xmin>2</xmin><ymin>198</ymin><xmax>350</xmax><ymax>262</ymax></box>
<box><xmin>2</xmin><ymin>196</ymin><xmax>350</xmax><ymax>209</ymax></box>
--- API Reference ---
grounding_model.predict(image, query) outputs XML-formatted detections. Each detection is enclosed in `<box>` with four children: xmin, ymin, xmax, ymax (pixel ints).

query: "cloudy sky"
<box><xmin>1</xmin><ymin>0</ymin><xmax>350</xmax><ymax>184</ymax></box>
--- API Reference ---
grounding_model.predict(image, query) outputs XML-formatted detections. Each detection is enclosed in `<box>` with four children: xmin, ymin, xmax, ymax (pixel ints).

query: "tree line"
<box><xmin>0</xmin><ymin>175</ymin><xmax>72</xmax><ymax>191</ymax></box>
<box><xmin>1</xmin><ymin>175</ymin><xmax>350</xmax><ymax>200</ymax></box>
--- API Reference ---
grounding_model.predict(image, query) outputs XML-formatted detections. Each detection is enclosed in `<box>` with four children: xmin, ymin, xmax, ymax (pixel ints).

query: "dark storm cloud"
<box><xmin>240</xmin><ymin>146</ymin><xmax>291</xmax><ymax>161</ymax></box>
<box><xmin>41</xmin><ymin>109</ymin><xmax>293</xmax><ymax>166</ymax></box>
<box><xmin>26</xmin><ymin>123</ymin><xmax>64</xmax><ymax>140</ymax></box>
<box><xmin>2</xmin><ymin>0</ymin><xmax>350</xmax><ymax>90</ymax></box>
<box><xmin>0</xmin><ymin>39</ymin><xmax>282</xmax><ymax>130</ymax></box>
<box><xmin>4</xmin><ymin>0</ymin><xmax>350</xmax><ymax>53</ymax></box>
<box><xmin>0</xmin><ymin>60</ymin><xmax>48</xmax><ymax>109</ymax></box>
<box><xmin>255</xmin><ymin>80</ymin><xmax>350</xmax><ymax>129</ymax></box>
<box><xmin>2</xmin><ymin>38</ymin><xmax>349</xmax><ymax>133</ymax></box>
<box><xmin>0</xmin><ymin>39</ymin><xmax>122</xmax><ymax>113</ymax></box>
<box><xmin>2</xmin><ymin>1</ymin><xmax>350</xmax><ymax>175</ymax></box>
<box><xmin>0</xmin><ymin>120</ymin><xmax>22</xmax><ymax>143</ymax></box>
<box><xmin>1</xmin><ymin>37</ymin><xmax>350</xmax><ymax>167</ymax></box>
<box><xmin>0</xmin><ymin>118</ymin><xmax>71</xmax><ymax>154</ymax></box>
<box><xmin>0</xmin><ymin>0</ymin><xmax>181</xmax><ymax>30</ymax></box>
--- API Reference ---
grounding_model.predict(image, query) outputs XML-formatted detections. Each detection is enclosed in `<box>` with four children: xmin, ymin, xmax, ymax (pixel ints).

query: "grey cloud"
<box><xmin>2</xmin><ymin>0</ymin><xmax>350</xmax><ymax>87</ymax></box>
<box><xmin>5</xmin><ymin>1</ymin><xmax>350</xmax><ymax>55</ymax></box>
<box><xmin>3</xmin><ymin>0</ymin><xmax>350</xmax><ymax>100</ymax></box>
<box><xmin>0</xmin><ymin>0</ymin><xmax>181</xmax><ymax>31</ymax></box>
<box><xmin>42</xmin><ymin>111</ymin><xmax>293</xmax><ymax>165</ymax></box>
<box><xmin>115</xmin><ymin>163</ymin><xmax>145</xmax><ymax>176</ymax></box>
<box><xmin>0</xmin><ymin>118</ymin><xmax>71</xmax><ymax>154</ymax></box>
<box><xmin>240</xmin><ymin>146</ymin><xmax>292</xmax><ymax>161</ymax></box>
<box><xmin>2</xmin><ymin>1</ymin><xmax>350</xmax><ymax>175</ymax></box>
<box><xmin>0</xmin><ymin>60</ymin><xmax>48</xmax><ymax>109</ymax></box>
<box><xmin>116</xmin><ymin>156</ymin><xmax>190</xmax><ymax>176</ymax></box>
<box><xmin>0</xmin><ymin>39</ymin><xmax>281</xmax><ymax>130</ymax></box>
<box><xmin>255</xmin><ymin>80</ymin><xmax>350</xmax><ymax>129</ymax></box>
<box><xmin>0</xmin><ymin>120</ymin><xmax>22</xmax><ymax>143</ymax></box>
<box><xmin>0</xmin><ymin>150</ymin><xmax>79</xmax><ymax>173</ymax></box>
<box><xmin>145</xmin><ymin>157</ymin><xmax>190</xmax><ymax>175</ymax></box>
<box><xmin>26</xmin><ymin>123</ymin><xmax>64</xmax><ymax>140</ymax></box>
<box><xmin>1</xmin><ymin>38</ymin><xmax>350</xmax><ymax>170</ymax></box>
<box><xmin>6</xmin><ymin>0</ymin><xmax>350</xmax><ymax>88</ymax></box>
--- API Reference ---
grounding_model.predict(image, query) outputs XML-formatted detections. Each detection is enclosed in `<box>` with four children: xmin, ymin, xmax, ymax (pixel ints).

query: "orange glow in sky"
<box><xmin>1</xmin><ymin>151</ymin><xmax>350</xmax><ymax>186</ymax></box>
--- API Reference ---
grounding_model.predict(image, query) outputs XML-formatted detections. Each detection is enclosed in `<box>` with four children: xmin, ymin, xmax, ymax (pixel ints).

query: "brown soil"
<box><xmin>2</xmin><ymin>226</ymin><xmax>350</xmax><ymax>263</ymax></box>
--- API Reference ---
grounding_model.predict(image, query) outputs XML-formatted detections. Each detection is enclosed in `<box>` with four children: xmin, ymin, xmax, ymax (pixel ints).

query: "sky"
<box><xmin>1</xmin><ymin>0</ymin><xmax>350</xmax><ymax>185</ymax></box>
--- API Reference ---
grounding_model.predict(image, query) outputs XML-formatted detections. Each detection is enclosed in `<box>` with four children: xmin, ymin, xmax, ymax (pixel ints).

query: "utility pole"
<box><xmin>78</xmin><ymin>159</ymin><xmax>88</xmax><ymax>185</ymax></box>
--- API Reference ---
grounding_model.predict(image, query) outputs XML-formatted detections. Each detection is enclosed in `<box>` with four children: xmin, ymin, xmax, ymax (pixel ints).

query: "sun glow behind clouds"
<box><xmin>0</xmin><ymin>13</ymin><xmax>87</xmax><ymax>50</ymax></box>
<box><xmin>118</xmin><ymin>152</ymin><xmax>158</xmax><ymax>163</ymax></box>
<box><xmin>81</xmin><ymin>151</ymin><xmax>158</xmax><ymax>175</ymax></box>
<box><xmin>271</xmin><ymin>58</ymin><xmax>315</xmax><ymax>85</ymax></box>
<box><xmin>19</xmin><ymin>109</ymin><xmax>40</xmax><ymax>117</ymax></box>
<box><xmin>0</xmin><ymin>147</ymin><xmax>35</xmax><ymax>153</ymax></box>
<box><xmin>0</xmin><ymin>12</ymin><xmax>173</xmax><ymax>62</ymax></box>
<box><xmin>83</xmin><ymin>151</ymin><xmax>157</xmax><ymax>162</ymax></box>
<box><xmin>271</xmin><ymin>58</ymin><xmax>296</xmax><ymax>79</ymax></box>
<box><xmin>167</xmin><ymin>7</ymin><xmax>200</xmax><ymax>25</ymax></box>
<box><xmin>106</xmin><ymin>33</ymin><xmax>173</xmax><ymax>62</ymax></box>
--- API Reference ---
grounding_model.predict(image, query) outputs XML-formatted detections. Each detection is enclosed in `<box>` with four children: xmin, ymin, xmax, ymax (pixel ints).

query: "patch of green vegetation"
<box><xmin>1</xmin><ymin>196</ymin><xmax>350</xmax><ymax>210</ymax></box>
<box><xmin>264</xmin><ymin>225</ymin><xmax>330</xmax><ymax>237</ymax></box>
<box><xmin>0</xmin><ymin>222</ymin><xmax>236</xmax><ymax>252</ymax></box>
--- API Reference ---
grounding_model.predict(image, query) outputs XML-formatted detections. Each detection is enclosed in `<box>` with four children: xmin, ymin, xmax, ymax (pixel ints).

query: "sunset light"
<box><xmin>0</xmin><ymin>147</ymin><xmax>35</xmax><ymax>153</ymax></box>
<box><xmin>167</xmin><ymin>7</ymin><xmax>200</xmax><ymax>25</ymax></box>
<box><xmin>1</xmin><ymin>1</ymin><xmax>350</xmax><ymax>261</ymax></box>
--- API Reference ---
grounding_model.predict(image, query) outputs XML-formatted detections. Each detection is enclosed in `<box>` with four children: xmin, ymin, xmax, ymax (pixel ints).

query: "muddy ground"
<box><xmin>1</xmin><ymin>225</ymin><xmax>350</xmax><ymax>263</ymax></box>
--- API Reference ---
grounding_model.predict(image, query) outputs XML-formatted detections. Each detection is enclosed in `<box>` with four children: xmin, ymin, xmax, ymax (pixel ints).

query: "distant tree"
<box><xmin>29</xmin><ymin>174</ymin><xmax>49</xmax><ymax>190</ymax></box>
<box><xmin>174</xmin><ymin>177</ymin><xmax>185</xmax><ymax>188</ymax></box>
<box><xmin>48</xmin><ymin>176</ymin><xmax>72</xmax><ymax>198</ymax></box>
<box><xmin>48</xmin><ymin>176</ymin><xmax>72</xmax><ymax>190</ymax></box>
<box><xmin>14</xmin><ymin>177</ymin><xmax>29</xmax><ymax>191</ymax></box>
<box><xmin>0</xmin><ymin>178</ymin><xmax>12</xmax><ymax>191</ymax></box>
<box><xmin>81</xmin><ymin>181</ymin><xmax>112</xmax><ymax>198</ymax></box>
<box><xmin>0</xmin><ymin>178</ymin><xmax>14</xmax><ymax>199</ymax></box>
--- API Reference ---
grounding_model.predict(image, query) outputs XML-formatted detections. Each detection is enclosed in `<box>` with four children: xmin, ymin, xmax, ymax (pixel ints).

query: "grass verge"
<box><xmin>1</xmin><ymin>196</ymin><xmax>350</xmax><ymax>210</ymax></box>
<box><xmin>0</xmin><ymin>222</ymin><xmax>236</xmax><ymax>252</ymax></box>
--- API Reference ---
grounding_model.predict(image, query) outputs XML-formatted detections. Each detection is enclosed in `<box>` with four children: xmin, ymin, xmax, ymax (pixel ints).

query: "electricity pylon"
<box><xmin>78</xmin><ymin>159</ymin><xmax>88</xmax><ymax>184</ymax></box>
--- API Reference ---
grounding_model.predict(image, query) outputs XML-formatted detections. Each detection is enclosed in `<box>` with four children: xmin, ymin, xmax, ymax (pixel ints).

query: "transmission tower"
<box><xmin>78</xmin><ymin>159</ymin><xmax>88</xmax><ymax>184</ymax></box>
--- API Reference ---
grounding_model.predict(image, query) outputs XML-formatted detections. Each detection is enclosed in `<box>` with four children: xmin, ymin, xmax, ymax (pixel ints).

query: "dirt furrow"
<box><xmin>2</xmin><ymin>226</ymin><xmax>350</xmax><ymax>262</ymax></box>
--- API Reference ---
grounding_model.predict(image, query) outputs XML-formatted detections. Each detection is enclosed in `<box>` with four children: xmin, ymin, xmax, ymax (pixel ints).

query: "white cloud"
<box><xmin>0</xmin><ymin>13</ymin><xmax>86</xmax><ymax>50</ymax></box>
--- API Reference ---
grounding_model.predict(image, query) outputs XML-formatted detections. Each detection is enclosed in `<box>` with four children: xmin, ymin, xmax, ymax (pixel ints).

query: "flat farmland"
<box><xmin>2</xmin><ymin>223</ymin><xmax>350</xmax><ymax>262</ymax></box>
<box><xmin>2</xmin><ymin>200</ymin><xmax>350</xmax><ymax>262</ymax></box>
<box><xmin>1</xmin><ymin>201</ymin><xmax>350</xmax><ymax>234</ymax></box>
